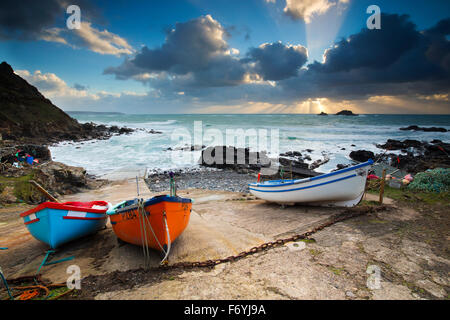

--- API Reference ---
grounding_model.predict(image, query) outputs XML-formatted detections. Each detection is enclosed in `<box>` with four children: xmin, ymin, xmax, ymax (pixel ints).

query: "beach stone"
<box><xmin>286</xmin><ymin>241</ymin><xmax>306</xmax><ymax>251</ymax></box>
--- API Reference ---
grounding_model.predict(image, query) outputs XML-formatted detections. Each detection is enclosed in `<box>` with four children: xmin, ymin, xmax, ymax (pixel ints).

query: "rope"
<box><xmin>137</xmin><ymin>199</ymin><xmax>150</xmax><ymax>268</ymax></box>
<box><xmin>160</xmin><ymin>213</ymin><xmax>171</xmax><ymax>265</ymax></box>
<box><xmin>136</xmin><ymin>199</ymin><xmax>172</xmax><ymax>267</ymax></box>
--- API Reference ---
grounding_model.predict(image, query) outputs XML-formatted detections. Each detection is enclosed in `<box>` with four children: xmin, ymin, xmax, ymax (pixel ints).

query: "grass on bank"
<box><xmin>366</xmin><ymin>185</ymin><xmax>450</xmax><ymax>206</ymax></box>
<box><xmin>0</xmin><ymin>173</ymin><xmax>40</xmax><ymax>204</ymax></box>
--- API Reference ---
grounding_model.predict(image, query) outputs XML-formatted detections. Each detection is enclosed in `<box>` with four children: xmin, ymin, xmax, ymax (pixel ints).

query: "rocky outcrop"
<box><xmin>318</xmin><ymin>112</ymin><xmax>328</xmax><ymax>116</ymax></box>
<box><xmin>376</xmin><ymin>139</ymin><xmax>436</xmax><ymax>151</ymax></box>
<box><xmin>278</xmin><ymin>151</ymin><xmax>322</xmax><ymax>177</ymax></box>
<box><xmin>400</xmin><ymin>125</ymin><xmax>447</xmax><ymax>132</ymax></box>
<box><xmin>0</xmin><ymin>61</ymin><xmax>135</xmax><ymax>144</ymax></box>
<box><xmin>375</xmin><ymin>139</ymin><xmax>450</xmax><ymax>174</ymax></box>
<box><xmin>336</xmin><ymin>110</ymin><xmax>358</xmax><ymax>116</ymax></box>
<box><xmin>0</xmin><ymin>144</ymin><xmax>106</xmax><ymax>204</ymax></box>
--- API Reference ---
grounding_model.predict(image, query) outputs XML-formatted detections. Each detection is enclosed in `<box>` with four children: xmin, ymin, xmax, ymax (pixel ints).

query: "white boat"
<box><xmin>248</xmin><ymin>159</ymin><xmax>373</xmax><ymax>207</ymax></box>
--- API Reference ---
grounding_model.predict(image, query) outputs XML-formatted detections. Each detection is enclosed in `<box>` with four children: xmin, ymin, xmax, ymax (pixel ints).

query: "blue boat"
<box><xmin>20</xmin><ymin>201</ymin><xmax>110</xmax><ymax>249</ymax></box>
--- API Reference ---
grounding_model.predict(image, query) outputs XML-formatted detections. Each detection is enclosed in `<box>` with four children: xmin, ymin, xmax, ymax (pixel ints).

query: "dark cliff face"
<box><xmin>0</xmin><ymin>61</ymin><xmax>82</xmax><ymax>141</ymax></box>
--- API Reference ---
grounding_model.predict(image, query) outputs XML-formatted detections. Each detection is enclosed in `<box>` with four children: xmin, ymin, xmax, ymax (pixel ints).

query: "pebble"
<box><xmin>146</xmin><ymin>169</ymin><xmax>257</xmax><ymax>193</ymax></box>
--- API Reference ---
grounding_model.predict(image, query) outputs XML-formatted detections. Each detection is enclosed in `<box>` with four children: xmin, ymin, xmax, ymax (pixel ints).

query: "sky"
<box><xmin>0</xmin><ymin>0</ymin><xmax>449</xmax><ymax>114</ymax></box>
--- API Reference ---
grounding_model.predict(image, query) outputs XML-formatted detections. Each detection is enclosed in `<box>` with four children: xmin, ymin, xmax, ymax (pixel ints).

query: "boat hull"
<box><xmin>249</xmin><ymin>160</ymin><xmax>373</xmax><ymax>207</ymax></box>
<box><xmin>20</xmin><ymin>201</ymin><xmax>109</xmax><ymax>249</ymax></box>
<box><xmin>108</xmin><ymin>196</ymin><xmax>192</xmax><ymax>251</ymax></box>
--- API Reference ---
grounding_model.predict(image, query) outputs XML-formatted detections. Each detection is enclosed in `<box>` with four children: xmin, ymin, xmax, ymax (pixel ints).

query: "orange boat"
<box><xmin>107</xmin><ymin>195</ymin><xmax>192</xmax><ymax>257</ymax></box>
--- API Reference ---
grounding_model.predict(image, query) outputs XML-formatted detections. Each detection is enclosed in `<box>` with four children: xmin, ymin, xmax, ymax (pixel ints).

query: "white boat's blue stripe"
<box><xmin>248</xmin><ymin>159</ymin><xmax>373</xmax><ymax>188</ymax></box>
<box><xmin>249</xmin><ymin>174</ymin><xmax>357</xmax><ymax>193</ymax></box>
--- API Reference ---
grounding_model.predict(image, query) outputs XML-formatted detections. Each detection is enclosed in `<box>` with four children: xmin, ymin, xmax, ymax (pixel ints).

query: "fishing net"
<box><xmin>408</xmin><ymin>168</ymin><xmax>450</xmax><ymax>193</ymax></box>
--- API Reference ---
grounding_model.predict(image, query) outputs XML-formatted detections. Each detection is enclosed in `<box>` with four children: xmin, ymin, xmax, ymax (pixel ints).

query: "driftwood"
<box><xmin>29</xmin><ymin>180</ymin><xmax>60</xmax><ymax>203</ymax></box>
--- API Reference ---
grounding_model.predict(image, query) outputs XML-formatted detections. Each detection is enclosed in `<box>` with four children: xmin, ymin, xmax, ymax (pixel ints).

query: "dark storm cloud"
<box><xmin>0</xmin><ymin>0</ymin><xmax>102</xmax><ymax>40</ymax></box>
<box><xmin>310</xmin><ymin>14</ymin><xmax>420</xmax><ymax>73</ymax></box>
<box><xmin>104</xmin><ymin>13</ymin><xmax>449</xmax><ymax>107</ymax></box>
<box><xmin>104</xmin><ymin>15</ymin><xmax>308</xmax><ymax>88</ymax></box>
<box><xmin>245</xmin><ymin>41</ymin><xmax>308</xmax><ymax>80</ymax></box>
<box><xmin>279</xmin><ymin>14</ymin><xmax>450</xmax><ymax>101</ymax></box>
<box><xmin>125</xmin><ymin>15</ymin><xmax>229</xmax><ymax>75</ymax></box>
<box><xmin>104</xmin><ymin>15</ymin><xmax>248</xmax><ymax>87</ymax></box>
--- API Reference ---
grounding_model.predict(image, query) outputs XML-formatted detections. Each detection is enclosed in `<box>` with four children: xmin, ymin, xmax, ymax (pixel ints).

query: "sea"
<box><xmin>49</xmin><ymin>113</ymin><xmax>450</xmax><ymax>180</ymax></box>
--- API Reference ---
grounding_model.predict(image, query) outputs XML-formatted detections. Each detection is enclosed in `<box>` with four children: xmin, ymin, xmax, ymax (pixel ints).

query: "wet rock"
<box><xmin>318</xmin><ymin>112</ymin><xmax>328</xmax><ymax>116</ymax></box>
<box><xmin>349</xmin><ymin>150</ymin><xmax>375</xmax><ymax>162</ymax></box>
<box><xmin>333</xmin><ymin>164</ymin><xmax>351</xmax><ymax>171</ymax></box>
<box><xmin>400</xmin><ymin>125</ymin><xmax>447</xmax><ymax>132</ymax></box>
<box><xmin>376</xmin><ymin>139</ymin><xmax>423</xmax><ymax>150</ymax></box>
<box><xmin>309</xmin><ymin>156</ymin><xmax>330</xmax><ymax>170</ymax></box>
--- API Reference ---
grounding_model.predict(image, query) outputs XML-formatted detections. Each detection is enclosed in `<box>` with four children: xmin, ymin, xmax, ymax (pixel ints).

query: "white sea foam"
<box><xmin>50</xmin><ymin>114</ymin><xmax>450</xmax><ymax>179</ymax></box>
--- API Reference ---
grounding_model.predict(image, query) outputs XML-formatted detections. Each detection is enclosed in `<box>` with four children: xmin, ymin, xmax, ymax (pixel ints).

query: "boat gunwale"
<box><xmin>248</xmin><ymin>159</ymin><xmax>373</xmax><ymax>188</ymax></box>
<box><xmin>20</xmin><ymin>201</ymin><xmax>110</xmax><ymax>217</ymax></box>
<box><xmin>108</xmin><ymin>196</ymin><xmax>192</xmax><ymax>216</ymax></box>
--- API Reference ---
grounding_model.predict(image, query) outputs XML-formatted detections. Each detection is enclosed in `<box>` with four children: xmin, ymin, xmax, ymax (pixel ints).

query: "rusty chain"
<box><xmin>160</xmin><ymin>205</ymin><xmax>387</xmax><ymax>270</ymax></box>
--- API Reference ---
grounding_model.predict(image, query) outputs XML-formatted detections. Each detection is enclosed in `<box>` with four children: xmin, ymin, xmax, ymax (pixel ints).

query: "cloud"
<box><xmin>14</xmin><ymin>69</ymin><xmax>96</xmax><ymax>99</ymax></box>
<box><xmin>279</xmin><ymin>14</ymin><xmax>450</xmax><ymax>103</ymax></box>
<box><xmin>0</xmin><ymin>0</ymin><xmax>132</xmax><ymax>56</ymax></box>
<box><xmin>44</xmin><ymin>21</ymin><xmax>134</xmax><ymax>56</ymax></box>
<box><xmin>105</xmin><ymin>15</ymin><xmax>310</xmax><ymax>94</ymax></box>
<box><xmin>105</xmin><ymin>15</ymin><xmax>248</xmax><ymax>87</ymax></box>
<box><xmin>267</xmin><ymin>0</ymin><xmax>349</xmax><ymax>24</ymax></box>
<box><xmin>0</xmin><ymin>0</ymin><xmax>101</xmax><ymax>39</ymax></box>
<box><xmin>245</xmin><ymin>42</ymin><xmax>308</xmax><ymax>80</ymax></box>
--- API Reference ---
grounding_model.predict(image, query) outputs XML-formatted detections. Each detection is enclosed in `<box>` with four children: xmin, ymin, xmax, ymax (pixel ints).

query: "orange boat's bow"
<box><xmin>108</xmin><ymin>196</ymin><xmax>192</xmax><ymax>252</ymax></box>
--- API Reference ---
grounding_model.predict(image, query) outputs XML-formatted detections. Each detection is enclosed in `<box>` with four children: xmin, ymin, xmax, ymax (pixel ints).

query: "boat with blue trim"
<box><xmin>107</xmin><ymin>195</ymin><xmax>192</xmax><ymax>255</ymax></box>
<box><xmin>248</xmin><ymin>159</ymin><xmax>373</xmax><ymax>207</ymax></box>
<box><xmin>20</xmin><ymin>201</ymin><xmax>110</xmax><ymax>249</ymax></box>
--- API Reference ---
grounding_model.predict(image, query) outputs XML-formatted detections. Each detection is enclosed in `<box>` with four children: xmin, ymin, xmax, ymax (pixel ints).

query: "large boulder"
<box><xmin>349</xmin><ymin>150</ymin><xmax>375</xmax><ymax>162</ymax></box>
<box><xmin>199</xmin><ymin>146</ymin><xmax>270</xmax><ymax>172</ymax></box>
<box><xmin>33</xmin><ymin>161</ymin><xmax>88</xmax><ymax>195</ymax></box>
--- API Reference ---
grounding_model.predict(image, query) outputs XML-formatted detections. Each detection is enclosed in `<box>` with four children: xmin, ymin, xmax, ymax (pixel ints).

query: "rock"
<box><xmin>0</xmin><ymin>61</ymin><xmax>135</xmax><ymax>144</ymax></box>
<box><xmin>0</xmin><ymin>144</ymin><xmax>51</xmax><ymax>163</ymax></box>
<box><xmin>318</xmin><ymin>112</ymin><xmax>328</xmax><ymax>116</ymax></box>
<box><xmin>147</xmin><ymin>129</ymin><xmax>162</xmax><ymax>134</ymax></box>
<box><xmin>374</xmin><ymin>138</ymin><xmax>450</xmax><ymax>174</ymax></box>
<box><xmin>333</xmin><ymin>164</ymin><xmax>351</xmax><ymax>171</ymax></box>
<box><xmin>349</xmin><ymin>150</ymin><xmax>375</xmax><ymax>162</ymax></box>
<box><xmin>336</xmin><ymin>110</ymin><xmax>358</xmax><ymax>116</ymax></box>
<box><xmin>280</xmin><ymin>151</ymin><xmax>302</xmax><ymax>157</ymax></box>
<box><xmin>345</xmin><ymin>291</ymin><xmax>356</xmax><ymax>298</ymax></box>
<box><xmin>376</xmin><ymin>139</ymin><xmax>423</xmax><ymax>150</ymax></box>
<box><xmin>34</xmin><ymin>161</ymin><xmax>88</xmax><ymax>195</ymax></box>
<box><xmin>0</xmin><ymin>186</ymin><xmax>17</xmax><ymax>204</ymax></box>
<box><xmin>400</xmin><ymin>125</ymin><xmax>447</xmax><ymax>132</ymax></box>
<box><xmin>309</xmin><ymin>156</ymin><xmax>330</xmax><ymax>170</ymax></box>
<box><xmin>199</xmin><ymin>146</ymin><xmax>270</xmax><ymax>172</ymax></box>
<box><xmin>278</xmin><ymin>151</ymin><xmax>321</xmax><ymax>177</ymax></box>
